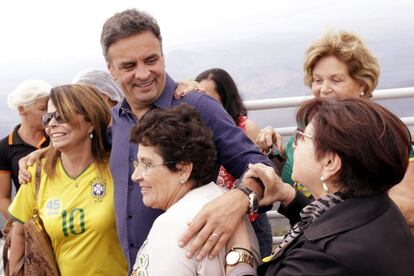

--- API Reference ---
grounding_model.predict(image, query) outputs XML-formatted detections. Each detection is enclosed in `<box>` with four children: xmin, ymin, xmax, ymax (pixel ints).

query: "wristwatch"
<box><xmin>225</xmin><ymin>247</ymin><xmax>254</xmax><ymax>267</ymax></box>
<box><xmin>233</xmin><ymin>186</ymin><xmax>259</xmax><ymax>215</ymax></box>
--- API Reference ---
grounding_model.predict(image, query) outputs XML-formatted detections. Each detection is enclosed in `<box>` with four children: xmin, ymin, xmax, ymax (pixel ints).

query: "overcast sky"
<box><xmin>1</xmin><ymin>0</ymin><xmax>412</xmax><ymax>65</ymax></box>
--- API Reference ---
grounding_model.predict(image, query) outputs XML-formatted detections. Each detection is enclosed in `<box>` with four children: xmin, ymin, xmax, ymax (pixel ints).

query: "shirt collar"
<box><xmin>114</xmin><ymin>73</ymin><xmax>177</xmax><ymax>117</ymax></box>
<box><xmin>9</xmin><ymin>124</ymin><xmax>48</xmax><ymax>149</ymax></box>
<box><xmin>116</xmin><ymin>98</ymin><xmax>133</xmax><ymax>117</ymax></box>
<box><xmin>8</xmin><ymin>125</ymin><xmax>22</xmax><ymax>145</ymax></box>
<box><xmin>152</xmin><ymin>74</ymin><xmax>177</xmax><ymax>110</ymax></box>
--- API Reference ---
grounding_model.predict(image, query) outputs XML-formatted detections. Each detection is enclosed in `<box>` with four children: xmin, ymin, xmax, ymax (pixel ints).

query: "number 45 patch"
<box><xmin>45</xmin><ymin>199</ymin><xmax>61</xmax><ymax>215</ymax></box>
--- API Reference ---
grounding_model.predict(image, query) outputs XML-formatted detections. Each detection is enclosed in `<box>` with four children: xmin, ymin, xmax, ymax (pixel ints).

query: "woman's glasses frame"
<box><xmin>294</xmin><ymin>128</ymin><xmax>313</xmax><ymax>145</ymax></box>
<box><xmin>41</xmin><ymin>111</ymin><xmax>66</xmax><ymax>127</ymax></box>
<box><xmin>133</xmin><ymin>160</ymin><xmax>176</xmax><ymax>175</ymax></box>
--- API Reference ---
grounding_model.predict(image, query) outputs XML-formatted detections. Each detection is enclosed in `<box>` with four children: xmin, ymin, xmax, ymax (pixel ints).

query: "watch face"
<box><xmin>225</xmin><ymin>251</ymin><xmax>240</xmax><ymax>265</ymax></box>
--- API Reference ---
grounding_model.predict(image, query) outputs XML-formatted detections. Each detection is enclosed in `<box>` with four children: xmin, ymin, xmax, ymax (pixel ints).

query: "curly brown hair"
<box><xmin>130</xmin><ymin>104</ymin><xmax>217</xmax><ymax>188</ymax></box>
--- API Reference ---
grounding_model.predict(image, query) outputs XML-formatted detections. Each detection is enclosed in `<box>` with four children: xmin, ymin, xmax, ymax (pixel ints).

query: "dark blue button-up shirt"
<box><xmin>109</xmin><ymin>74</ymin><xmax>271</xmax><ymax>269</ymax></box>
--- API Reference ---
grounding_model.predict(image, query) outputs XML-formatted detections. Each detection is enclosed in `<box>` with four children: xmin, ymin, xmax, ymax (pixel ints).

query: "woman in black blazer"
<box><xmin>227</xmin><ymin>97</ymin><xmax>414</xmax><ymax>276</ymax></box>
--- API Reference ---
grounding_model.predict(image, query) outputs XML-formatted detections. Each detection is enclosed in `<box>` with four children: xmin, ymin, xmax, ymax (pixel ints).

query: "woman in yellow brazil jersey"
<box><xmin>8</xmin><ymin>84</ymin><xmax>127</xmax><ymax>275</ymax></box>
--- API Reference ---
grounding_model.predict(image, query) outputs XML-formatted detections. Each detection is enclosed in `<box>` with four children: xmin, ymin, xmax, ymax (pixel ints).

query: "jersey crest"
<box><xmin>90</xmin><ymin>178</ymin><xmax>106</xmax><ymax>199</ymax></box>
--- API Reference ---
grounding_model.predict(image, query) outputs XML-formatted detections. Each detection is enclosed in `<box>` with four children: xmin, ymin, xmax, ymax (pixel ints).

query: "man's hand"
<box><xmin>173</xmin><ymin>80</ymin><xmax>201</xmax><ymax>99</ymax></box>
<box><xmin>244</xmin><ymin>163</ymin><xmax>295</xmax><ymax>207</ymax></box>
<box><xmin>178</xmin><ymin>189</ymin><xmax>248</xmax><ymax>260</ymax></box>
<box><xmin>18</xmin><ymin>148</ymin><xmax>46</xmax><ymax>184</ymax></box>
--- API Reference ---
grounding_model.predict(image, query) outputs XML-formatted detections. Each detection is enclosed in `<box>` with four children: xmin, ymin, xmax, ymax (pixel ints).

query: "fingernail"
<box><xmin>196</xmin><ymin>254</ymin><xmax>202</xmax><ymax>261</ymax></box>
<box><xmin>186</xmin><ymin>251</ymin><xmax>193</xmax><ymax>258</ymax></box>
<box><xmin>178</xmin><ymin>241</ymin><xmax>184</xmax><ymax>247</ymax></box>
<box><xmin>208</xmin><ymin>255</ymin><xmax>213</xmax><ymax>260</ymax></box>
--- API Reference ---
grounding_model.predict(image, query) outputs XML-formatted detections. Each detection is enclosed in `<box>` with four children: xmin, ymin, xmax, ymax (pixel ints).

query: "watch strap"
<box><xmin>234</xmin><ymin>186</ymin><xmax>259</xmax><ymax>214</ymax></box>
<box><xmin>226</xmin><ymin>247</ymin><xmax>254</xmax><ymax>267</ymax></box>
<box><xmin>233</xmin><ymin>186</ymin><xmax>253</xmax><ymax>197</ymax></box>
<box><xmin>233</xmin><ymin>186</ymin><xmax>254</xmax><ymax>214</ymax></box>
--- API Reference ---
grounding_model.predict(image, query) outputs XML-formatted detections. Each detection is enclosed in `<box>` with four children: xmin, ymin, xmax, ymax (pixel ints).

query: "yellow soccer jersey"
<box><xmin>9</xmin><ymin>159</ymin><xmax>127</xmax><ymax>276</ymax></box>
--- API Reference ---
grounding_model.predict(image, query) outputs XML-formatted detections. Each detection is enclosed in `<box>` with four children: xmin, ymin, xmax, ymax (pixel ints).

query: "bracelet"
<box><xmin>231</xmin><ymin>247</ymin><xmax>254</xmax><ymax>256</ymax></box>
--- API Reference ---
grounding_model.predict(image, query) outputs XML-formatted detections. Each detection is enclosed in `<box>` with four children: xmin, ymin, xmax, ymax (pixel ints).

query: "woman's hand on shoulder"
<box><xmin>174</xmin><ymin>80</ymin><xmax>202</xmax><ymax>99</ymax></box>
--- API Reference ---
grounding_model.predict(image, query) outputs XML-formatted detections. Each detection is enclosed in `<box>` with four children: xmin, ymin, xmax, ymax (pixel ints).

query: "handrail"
<box><xmin>267</xmin><ymin>116</ymin><xmax>414</xmax><ymax>136</ymax></box>
<box><xmin>244</xmin><ymin>87</ymin><xmax>414</xmax><ymax>110</ymax></box>
<box><xmin>266</xmin><ymin>211</ymin><xmax>286</xmax><ymax>245</ymax></box>
<box><xmin>244</xmin><ymin>86</ymin><xmax>414</xmax><ymax>136</ymax></box>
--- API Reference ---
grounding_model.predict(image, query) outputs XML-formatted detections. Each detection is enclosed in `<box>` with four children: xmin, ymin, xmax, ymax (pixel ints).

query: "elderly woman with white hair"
<box><xmin>0</xmin><ymin>80</ymin><xmax>51</xmax><ymax>219</ymax></box>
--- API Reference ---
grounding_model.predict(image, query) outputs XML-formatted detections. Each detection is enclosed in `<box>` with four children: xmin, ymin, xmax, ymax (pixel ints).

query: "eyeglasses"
<box><xmin>294</xmin><ymin>129</ymin><xmax>313</xmax><ymax>145</ymax></box>
<box><xmin>41</xmin><ymin>111</ymin><xmax>66</xmax><ymax>127</ymax></box>
<box><xmin>133</xmin><ymin>160</ymin><xmax>175</xmax><ymax>175</ymax></box>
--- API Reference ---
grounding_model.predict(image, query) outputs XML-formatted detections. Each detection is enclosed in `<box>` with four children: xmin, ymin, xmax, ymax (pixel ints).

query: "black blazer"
<box><xmin>259</xmin><ymin>192</ymin><xmax>414</xmax><ymax>276</ymax></box>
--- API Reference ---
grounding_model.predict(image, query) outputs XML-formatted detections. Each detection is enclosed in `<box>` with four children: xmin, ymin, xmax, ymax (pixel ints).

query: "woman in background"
<box><xmin>257</xmin><ymin>30</ymin><xmax>380</xmax><ymax>194</ymax></box>
<box><xmin>256</xmin><ymin>30</ymin><xmax>414</xmax><ymax>233</ymax></box>
<box><xmin>195</xmin><ymin>68</ymin><xmax>272</xmax><ymax>258</ymax></box>
<box><xmin>0</xmin><ymin>80</ymin><xmax>51</xmax><ymax>219</ymax></box>
<box><xmin>9</xmin><ymin>84</ymin><xmax>127</xmax><ymax>275</ymax></box>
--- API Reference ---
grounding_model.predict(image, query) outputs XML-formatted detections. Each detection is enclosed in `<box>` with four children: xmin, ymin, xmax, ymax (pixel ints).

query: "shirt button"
<box><xmin>128</xmin><ymin>214</ymin><xmax>133</xmax><ymax>220</ymax></box>
<box><xmin>130</xmin><ymin>243</ymin><xmax>134</xmax><ymax>248</ymax></box>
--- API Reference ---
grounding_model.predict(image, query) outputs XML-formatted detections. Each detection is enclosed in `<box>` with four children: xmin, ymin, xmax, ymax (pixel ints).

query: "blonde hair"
<box><xmin>303</xmin><ymin>31</ymin><xmax>380</xmax><ymax>98</ymax></box>
<box><xmin>43</xmin><ymin>84</ymin><xmax>111</xmax><ymax>177</ymax></box>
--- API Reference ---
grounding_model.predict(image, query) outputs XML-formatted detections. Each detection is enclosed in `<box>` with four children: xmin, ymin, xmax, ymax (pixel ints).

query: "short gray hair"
<box><xmin>100</xmin><ymin>9</ymin><xmax>162</xmax><ymax>62</ymax></box>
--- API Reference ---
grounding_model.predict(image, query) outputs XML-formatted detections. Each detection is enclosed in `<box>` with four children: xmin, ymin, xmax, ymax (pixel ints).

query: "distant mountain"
<box><xmin>1</xmin><ymin>30</ymin><xmax>414</xmax><ymax>137</ymax></box>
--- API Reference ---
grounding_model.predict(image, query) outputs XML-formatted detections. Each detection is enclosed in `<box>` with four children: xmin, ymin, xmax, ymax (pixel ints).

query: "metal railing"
<box><xmin>255</xmin><ymin>87</ymin><xmax>414</xmax><ymax>244</ymax></box>
<box><xmin>245</xmin><ymin>87</ymin><xmax>414</xmax><ymax>136</ymax></box>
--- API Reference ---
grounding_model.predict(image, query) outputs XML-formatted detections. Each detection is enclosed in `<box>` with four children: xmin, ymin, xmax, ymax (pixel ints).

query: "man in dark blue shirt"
<box><xmin>101</xmin><ymin>9</ymin><xmax>273</xmax><ymax>270</ymax></box>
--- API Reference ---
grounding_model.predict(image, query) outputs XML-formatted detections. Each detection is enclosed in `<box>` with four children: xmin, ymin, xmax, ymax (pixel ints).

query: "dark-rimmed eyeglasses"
<box><xmin>294</xmin><ymin>129</ymin><xmax>313</xmax><ymax>145</ymax></box>
<box><xmin>132</xmin><ymin>160</ymin><xmax>175</xmax><ymax>175</ymax></box>
<box><xmin>41</xmin><ymin>111</ymin><xmax>66</xmax><ymax>127</ymax></box>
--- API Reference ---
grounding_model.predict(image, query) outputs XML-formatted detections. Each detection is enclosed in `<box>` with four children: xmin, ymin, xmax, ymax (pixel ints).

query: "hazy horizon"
<box><xmin>1</xmin><ymin>0</ymin><xmax>414</xmax><ymax>137</ymax></box>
